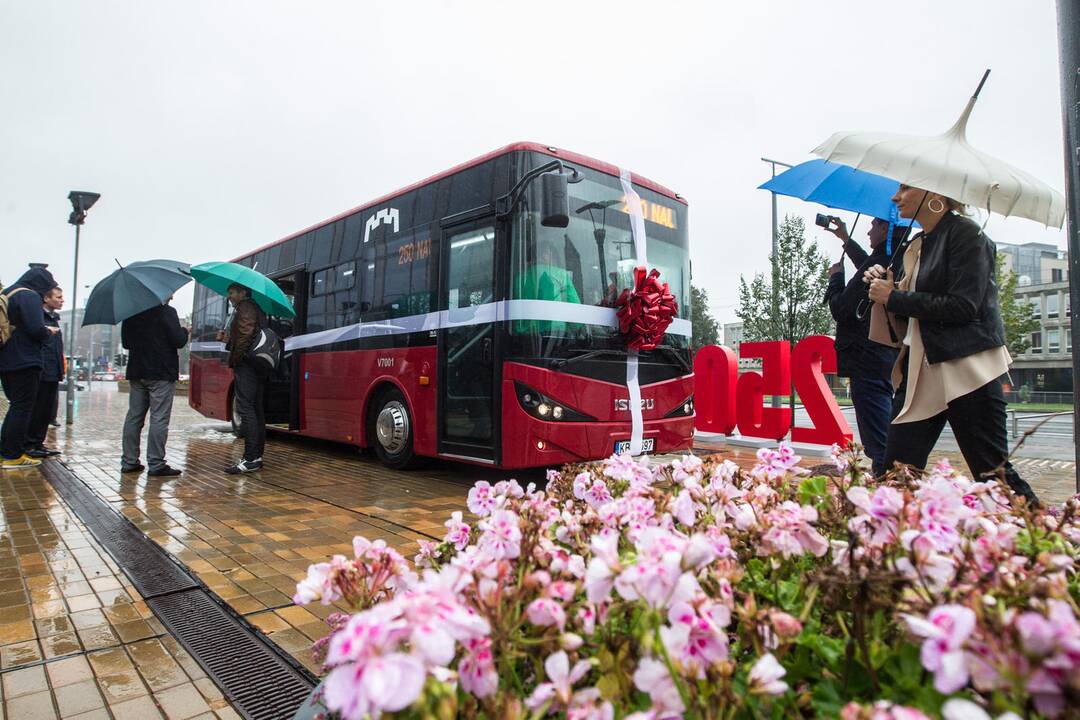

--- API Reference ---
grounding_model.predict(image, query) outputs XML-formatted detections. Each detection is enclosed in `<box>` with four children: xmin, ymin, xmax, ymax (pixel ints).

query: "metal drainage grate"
<box><xmin>149</xmin><ymin>590</ymin><xmax>314</xmax><ymax>720</ymax></box>
<box><xmin>41</xmin><ymin>460</ymin><xmax>197</xmax><ymax>598</ymax></box>
<box><xmin>41</xmin><ymin>460</ymin><xmax>317</xmax><ymax>719</ymax></box>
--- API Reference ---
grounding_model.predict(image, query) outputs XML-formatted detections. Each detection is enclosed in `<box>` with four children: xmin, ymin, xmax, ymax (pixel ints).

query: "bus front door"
<box><xmin>438</xmin><ymin>221</ymin><xmax>497</xmax><ymax>462</ymax></box>
<box><xmin>265</xmin><ymin>269</ymin><xmax>305</xmax><ymax>430</ymax></box>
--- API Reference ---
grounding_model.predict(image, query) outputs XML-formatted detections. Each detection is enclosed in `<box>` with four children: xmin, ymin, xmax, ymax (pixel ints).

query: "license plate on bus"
<box><xmin>614</xmin><ymin>438</ymin><xmax>654</xmax><ymax>455</ymax></box>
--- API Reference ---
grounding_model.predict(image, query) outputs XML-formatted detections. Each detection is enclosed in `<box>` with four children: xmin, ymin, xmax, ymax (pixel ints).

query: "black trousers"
<box><xmin>26</xmin><ymin>381</ymin><xmax>59</xmax><ymax>449</ymax></box>
<box><xmin>883</xmin><ymin>373</ymin><xmax>1038</xmax><ymax>504</ymax></box>
<box><xmin>1</xmin><ymin>368</ymin><xmax>42</xmax><ymax>460</ymax></box>
<box><xmin>233</xmin><ymin>363</ymin><xmax>266</xmax><ymax>462</ymax></box>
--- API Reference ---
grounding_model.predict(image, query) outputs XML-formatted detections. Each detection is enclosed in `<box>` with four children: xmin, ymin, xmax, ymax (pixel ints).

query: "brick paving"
<box><xmin>0</xmin><ymin>466</ymin><xmax>239</xmax><ymax>719</ymax></box>
<box><xmin>1</xmin><ymin>383</ymin><xmax>1076</xmax><ymax>699</ymax></box>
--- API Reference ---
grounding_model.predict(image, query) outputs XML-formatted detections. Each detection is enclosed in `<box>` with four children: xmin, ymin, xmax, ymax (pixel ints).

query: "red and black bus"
<box><xmin>189</xmin><ymin>142</ymin><xmax>693</xmax><ymax>469</ymax></box>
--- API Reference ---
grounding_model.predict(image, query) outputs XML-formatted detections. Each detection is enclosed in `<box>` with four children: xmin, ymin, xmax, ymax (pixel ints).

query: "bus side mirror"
<box><xmin>540</xmin><ymin>173</ymin><xmax>570</xmax><ymax>228</ymax></box>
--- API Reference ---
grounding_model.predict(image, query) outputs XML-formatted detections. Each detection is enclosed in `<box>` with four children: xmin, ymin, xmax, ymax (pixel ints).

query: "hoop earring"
<box><xmin>927</xmin><ymin>198</ymin><xmax>945</xmax><ymax>214</ymax></box>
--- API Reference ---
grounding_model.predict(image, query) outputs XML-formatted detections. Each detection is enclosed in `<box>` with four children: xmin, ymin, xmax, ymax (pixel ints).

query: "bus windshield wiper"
<box><xmin>550</xmin><ymin>348</ymin><xmax>627</xmax><ymax>369</ymax></box>
<box><xmin>651</xmin><ymin>344</ymin><xmax>693</xmax><ymax>373</ymax></box>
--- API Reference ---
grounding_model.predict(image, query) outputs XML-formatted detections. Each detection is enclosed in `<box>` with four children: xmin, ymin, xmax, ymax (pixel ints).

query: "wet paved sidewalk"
<box><xmin>2</xmin><ymin>383</ymin><xmax>1076</xmax><ymax>707</ymax></box>
<box><xmin>0</xmin><ymin>466</ymin><xmax>239</xmax><ymax>719</ymax></box>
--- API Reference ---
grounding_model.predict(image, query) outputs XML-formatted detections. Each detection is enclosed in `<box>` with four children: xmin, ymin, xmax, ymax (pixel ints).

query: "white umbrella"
<box><xmin>812</xmin><ymin>70</ymin><xmax>1065</xmax><ymax>228</ymax></box>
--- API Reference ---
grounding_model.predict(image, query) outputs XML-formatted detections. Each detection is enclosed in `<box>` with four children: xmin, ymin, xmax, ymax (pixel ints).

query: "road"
<box><xmin>797</xmin><ymin>405</ymin><xmax>1076</xmax><ymax>462</ymax></box>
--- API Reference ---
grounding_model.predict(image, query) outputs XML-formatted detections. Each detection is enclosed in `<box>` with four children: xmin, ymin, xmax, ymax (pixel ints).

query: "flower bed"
<box><xmin>292</xmin><ymin>446</ymin><xmax>1080</xmax><ymax>719</ymax></box>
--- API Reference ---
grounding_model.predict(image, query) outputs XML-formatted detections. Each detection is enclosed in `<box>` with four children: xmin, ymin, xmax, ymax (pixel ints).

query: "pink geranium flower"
<box><xmin>632</xmin><ymin>657</ymin><xmax>685</xmax><ymax>715</ymax></box>
<box><xmin>443</xmin><ymin>511</ymin><xmax>471</xmax><ymax>551</ymax></box>
<box><xmin>467</xmin><ymin>481</ymin><xmax>497</xmax><ymax>516</ymax></box>
<box><xmin>322</xmin><ymin>651</ymin><xmax>425</xmax><ymax>719</ymax></box>
<box><xmin>759</xmin><ymin>501</ymin><xmax>829</xmax><ymax>558</ymax></box>
<box><xmin>748</xmin><ymin>653</ymin><xmax>788</xmax><ymax>695</ymax></box>
<box><xmin>584</xmin><ymin>532</ymin><xmax>622</xmax><ymax>604</ymax></box>
<box><xmin>527</xmin><ymin>598</ymin><xmax>567</xmax><ymax>631</ymax></box>
<box><xmin>661</xmin><ymin>601</ymin><xmax>730</xmax><ymax>677</ymax></box>
<box><xmin>526</xmin><ymin>651</ymin><xmax>592</xmax><ymax>710</ymax></box>
<box><xmin>458</xmin><ymin>637</ymin><xmax>498</xmax><ymax>698</ymax></box>
<box><xmin>477</xmin><ymin>509</ymin><xmax>521</xmax><ymax>560</ymax></box>
<box><xmin>903</xmin><ymin>604</ymin><xmax>976</xmax><ymax>693</ymax></box>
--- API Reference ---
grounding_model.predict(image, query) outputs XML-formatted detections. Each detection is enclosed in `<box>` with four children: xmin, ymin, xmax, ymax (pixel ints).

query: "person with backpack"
<box><xmin>120</xmin><ymin>296</ymin><xmax>189</xmax><ymax>476</ymax></box>
<box><xmin>0</xmin><ymin>266</ymin><xmax>61</xmax><ymax>469</ymax></box>
<box><xmin>217</xmin><ymin>283</ymin><xmax>267</xmax><ymax>474</ymax></box>
<box><xmin>24</xmin><ymin>286</ymin><xmax>65</xmax><ymax>458</ymax></box>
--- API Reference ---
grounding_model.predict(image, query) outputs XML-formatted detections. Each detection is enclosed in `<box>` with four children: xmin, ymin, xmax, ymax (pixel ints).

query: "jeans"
<box><xmin>883</xmin><ymin>374</ymin><xmax>1038</xmax><ymax>504</ymax></box>
<box><xmin>122</xmin><ymin>379</ymin><xmax>176</xmax><ymax>471</ymax></box>
<box><xmin>1</xmin><ymin>368</ymin><xmax>42</xmax><ymax>460</ymax></box>
<box><xmin>233</xmin><ymin>363</ymin><xmax>266</xmax><ymax>462</ymax></box>
<box><xmin>848</xmin><ymin>376</ymin><xmax>893</xmax><ymax>475</ymax></box>
<box><xmin>26</xmin><ymin>380</ymin><xmax>59</xmax><ymax>449</ymax></box>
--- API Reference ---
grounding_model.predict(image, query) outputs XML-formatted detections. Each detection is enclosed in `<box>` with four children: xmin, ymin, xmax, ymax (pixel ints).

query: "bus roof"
<box><xmin>237</xmin><ymin>142</ymin><xmax>686</xmax><ymax>261</ymax></box>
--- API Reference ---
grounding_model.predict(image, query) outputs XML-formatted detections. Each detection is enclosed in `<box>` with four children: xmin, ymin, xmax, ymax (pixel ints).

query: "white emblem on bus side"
<box><xmin>364</xmin><ymin>208</ymin><xmax>400</xmax><ymax>243</ymax></box>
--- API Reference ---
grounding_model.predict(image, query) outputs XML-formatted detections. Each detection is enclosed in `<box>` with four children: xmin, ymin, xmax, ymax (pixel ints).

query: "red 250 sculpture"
<box><xmin>693</xmin><ymin>336</ymin><xmax>853</xmax><ymax>446</ymax></box>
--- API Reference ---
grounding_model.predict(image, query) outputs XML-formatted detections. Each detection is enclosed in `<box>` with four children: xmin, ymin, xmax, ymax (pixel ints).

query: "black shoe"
<box><xmin>49</xmin><ymin>420</ymin><xmax>61</xmax><ymax>427</ymax></box>
<box><xmin>25</xmin><ymin>448</ymin><xmax>51</xmax><ymax>459</ymax></box>
<box><xmin>225</xmin><ymin>458</ymin><xmax>262</xmax><ymax>475</ymax></box>
<box><xmin>37</xmin><ymin>447</ymin><xmax>61</xmax><ymax>457</ymax></box>
<box><xmin>121</xmin><ymin>463</ymin><xmax>145</xmax><ymax>473</ymax></box>
<box><xmin>148</xmin><ymin>465</ymin><xmax>182</xmax><ymax>477</ymax></box>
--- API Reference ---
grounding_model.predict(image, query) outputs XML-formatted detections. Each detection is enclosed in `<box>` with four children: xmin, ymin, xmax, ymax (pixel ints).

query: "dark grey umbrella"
<box><xmin>82</xmin><ymin>259</ymin><xmax>192</xmax><ymax>326</ymax></box>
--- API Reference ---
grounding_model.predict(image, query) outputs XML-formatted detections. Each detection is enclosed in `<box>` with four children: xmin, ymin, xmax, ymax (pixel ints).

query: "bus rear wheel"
<box><xmin>369</xmin><ymin>388</ymin><xmax>416</xmax><ymax>469</ymax></box>
<box><xmin>230</xmin><ymin>394</ymin><xmax>244</xmax><ymax>438</ymax></box>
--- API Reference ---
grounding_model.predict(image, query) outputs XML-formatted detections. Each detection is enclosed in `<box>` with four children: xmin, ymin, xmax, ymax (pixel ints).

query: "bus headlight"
<box><xmin>665</xmin><ymin>395</ymin><xmax>695</xmax><ymax>418</ymax></box>
<box><xmin>514</xmin><ymin>382</ymin><xmax>595</xmax><ymax>422</ymax></box>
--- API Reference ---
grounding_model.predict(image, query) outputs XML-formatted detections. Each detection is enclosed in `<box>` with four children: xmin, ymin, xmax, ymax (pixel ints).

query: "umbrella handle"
<box><xmin>973</xmin><ymin>68</ymin><xmax>990</xmax><ymax>100</ymax></box>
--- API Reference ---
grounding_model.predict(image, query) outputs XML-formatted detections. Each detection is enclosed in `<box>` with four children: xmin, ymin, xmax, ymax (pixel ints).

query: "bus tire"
<box><xmin>230</xmin><ymin>392</ymin><xmax>244</xmax><ymax>438</ymax></box>
<box><xmin>369</xmin><ymin>387</ymin><xmax>416</xmax><ymax>469</ymax></box>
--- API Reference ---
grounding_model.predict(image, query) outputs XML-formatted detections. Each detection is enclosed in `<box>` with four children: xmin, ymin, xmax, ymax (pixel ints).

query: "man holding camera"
<box><xmin>821</xmin><ymin>215</ymin><xmax>909</xmax><ymax>474</ymax></box>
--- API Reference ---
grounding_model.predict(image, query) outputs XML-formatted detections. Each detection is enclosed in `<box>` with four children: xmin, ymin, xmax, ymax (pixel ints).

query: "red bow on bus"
<box><xmin>615</xmin><ymin>267</ymin><xmax>678</xmax><ymax>351</ymax></box>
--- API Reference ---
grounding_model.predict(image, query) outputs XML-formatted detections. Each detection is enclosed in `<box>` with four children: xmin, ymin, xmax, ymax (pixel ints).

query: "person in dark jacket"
<box><xmin>0</xmin><ymin>266</ymin><xmax>60</xmax><ymax>468</ymax></box>
<box><xmin>120</xmin><ymin>297</ymin><xmax>189</xmax><ymax>476</ymax></box>
<box><xmin>824</xmin><ymin>217</ymin><xmax>910</xmax><ymax>474</ymax></box>
<box><xmin>25</xmin><ymin>287</ymin><xmax>65</xmax><ymax>457</ymax></box>
<box><xmin>217</xmin><ymin>283</ymin><xmax>266</xmax><ymax>474</ymax></box>
<box><xmin>865</xmin><ymin>184</ymin><xmax>1037</xmax><ymax>504</ymax></box>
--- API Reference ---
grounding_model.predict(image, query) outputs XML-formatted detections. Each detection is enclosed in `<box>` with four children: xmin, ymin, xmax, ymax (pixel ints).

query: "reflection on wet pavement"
<box><xmin>0</xmin><ymin>454</ymin><xmax>238</xmax><ymax>718</ymax></box>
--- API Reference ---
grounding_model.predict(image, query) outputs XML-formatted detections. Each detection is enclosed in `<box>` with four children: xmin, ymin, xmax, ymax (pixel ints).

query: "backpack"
<box><xmin>246</xmin><ymin>326</ymin><xmax>284</xmax><ymax>373</ymax></box>
<box><xmin>0</xmin><ymin>287</ymin><xmax>29</xmax><ymax>348</ymax></box>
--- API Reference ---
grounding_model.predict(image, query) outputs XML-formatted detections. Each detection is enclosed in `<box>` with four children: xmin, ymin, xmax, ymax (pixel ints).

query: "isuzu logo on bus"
<box><xmin>614</xmin><ymin>398</ymin><xmax>654</xmax><ymax>412</ymax></box>
<box><xmin>364</xmin><ymin>208</ymin><xmax>400</xmax><ymax>243</ymax></box>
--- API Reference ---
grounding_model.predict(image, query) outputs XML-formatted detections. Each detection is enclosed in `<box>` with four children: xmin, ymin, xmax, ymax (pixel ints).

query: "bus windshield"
<box><xmin>508</xmin><ymin>159</ymin><xmax>690</xmax><ymax>367</ymax></box>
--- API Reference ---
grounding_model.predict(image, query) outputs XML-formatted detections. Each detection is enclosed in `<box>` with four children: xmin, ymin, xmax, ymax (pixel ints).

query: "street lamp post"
<box><xmin>83</xmin><ymin>284</ymin><xmax>93</xmax><ymax>392</ymax></box>
<box><xmin>65</xmin><ymin>191</ymin><xmax>100</xmax><ymax>426</ymax></box>
<box><xmin>761</xmin><ymin>157</ymin><xmax>793</xmax><ymax>409</ymax></box>
<box><xmin>1056</xmin><ymin>0</ymin><xmax>1080</xmax><ymax>491</ymax></box>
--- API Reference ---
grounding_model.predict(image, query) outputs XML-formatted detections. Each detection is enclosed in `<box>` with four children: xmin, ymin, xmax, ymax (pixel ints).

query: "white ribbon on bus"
<box><xmin>619</xmin><ymin>168</ymin><xmax>649</xmax><ymax>456</ymax></box>
<box><xmin>189</xmin><ymin>302</ymin><xmax>689</xmax><ymax>355</ymax></box>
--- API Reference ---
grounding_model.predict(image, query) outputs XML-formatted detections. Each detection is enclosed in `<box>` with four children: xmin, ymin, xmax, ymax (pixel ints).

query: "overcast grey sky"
<box><xmin>0</xmin><ymin>0</ymin><xmax>1069</xmax><ymax>326</ymax></box>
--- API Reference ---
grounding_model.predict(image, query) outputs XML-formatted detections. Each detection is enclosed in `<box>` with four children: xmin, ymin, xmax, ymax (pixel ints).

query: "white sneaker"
<box><xmin>225</xmin><ymin>458</ymin><xmax>263</xmax><ymax>475</ymax></box>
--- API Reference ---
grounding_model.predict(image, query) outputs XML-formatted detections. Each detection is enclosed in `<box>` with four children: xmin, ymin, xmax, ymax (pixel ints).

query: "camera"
<box><xmin>815</xmin><ymin>213</ymin><xmax>837</xmax><ymax>229</ymax></box>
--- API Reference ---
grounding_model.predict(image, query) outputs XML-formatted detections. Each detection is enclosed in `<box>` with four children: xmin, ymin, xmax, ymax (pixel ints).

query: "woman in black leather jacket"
<box><xmin>864</xmin><ymin>184</ymin><xmax>1038</xmax><ymax>504</ymax></box>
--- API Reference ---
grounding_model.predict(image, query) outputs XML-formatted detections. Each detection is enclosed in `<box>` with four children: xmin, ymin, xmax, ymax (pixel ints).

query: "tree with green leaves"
<box><xmin>996</xmin><ymin>252</ymin><xmax>1038</xmax><ymax>357</ymax></box>
<box><xmin>736</xmin><ymin>215</ymin><xmax>833</xmax><ymax>344</ymax></box>
<box><xmin>690</xmin><ymin>284</ymin><xmax>720</xmax><ymax>351</ymax></box>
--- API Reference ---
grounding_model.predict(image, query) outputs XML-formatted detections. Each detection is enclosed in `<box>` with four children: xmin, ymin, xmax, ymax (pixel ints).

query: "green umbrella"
<box><xmin>190</xmin><ymin>261</ymin><xmax>296</xmax><ymax>318</ymax></box>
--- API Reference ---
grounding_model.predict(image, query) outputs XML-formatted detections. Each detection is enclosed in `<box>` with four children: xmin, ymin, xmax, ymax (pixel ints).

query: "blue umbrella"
<box><xmin>82</xmin><ymin>259</ymin><xmax>192</xmax><ymax>326</ymax></box>
<box><xmin>759</xmin><ymin>159</ymin><xmax>917</xmax><ymax>252</ymax></box>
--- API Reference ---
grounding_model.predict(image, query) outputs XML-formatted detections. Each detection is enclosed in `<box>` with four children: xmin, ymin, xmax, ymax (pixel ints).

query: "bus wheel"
<box><xmin>370</xmin><ymin>388</ymin><xmax>416</xmax><ymax>469</ymax></box>
<box><xmin>230</xmin><ymin>394</ymin><xmax>244</xmax><ymax>438</ymax></box>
